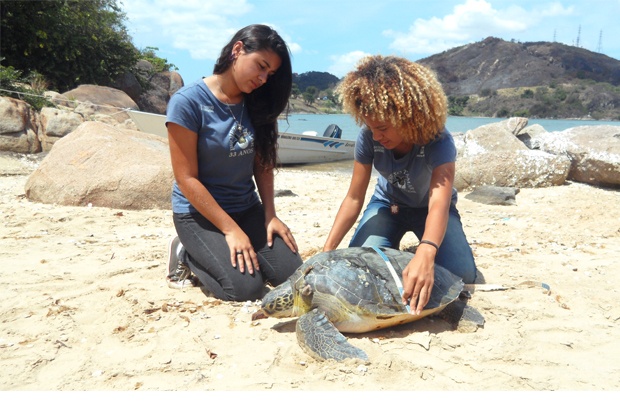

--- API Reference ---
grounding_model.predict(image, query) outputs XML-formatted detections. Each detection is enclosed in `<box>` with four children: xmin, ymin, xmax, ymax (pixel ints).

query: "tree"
<box><xmin>291</xmin><ymin>83</ymin><xmax>300</xmax><ymax>98</ymax></box>
<box><xmin>302</xmin><ymin>91</ymin><xmax>315</xmax><ymax>105</ymax></box>
<box><xmin>1</xmin><ymin>0</ymin><xmax>138</xmax><ymax>92</ymax></box>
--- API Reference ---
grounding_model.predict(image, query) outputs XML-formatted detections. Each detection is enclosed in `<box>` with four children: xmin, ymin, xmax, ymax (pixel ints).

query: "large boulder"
<box><xmin>455</xmin><ymin>149</ymin><xmax>570</xmax><ymax>189</ymax></box>
<box><xmin>537</xmin><ymin>125</ymin><xmax>620</xmax><ymax>187</ymax></box>
<box><xmin>55</xmin><ymin>84</ymin><xmax>139</xmax><ymax>123</ymax></box>
<box><xmin>24</xmin><ymin>121</ymin><xmax>174</xmax><ymax>210</ymax></box>
<box><xmin>38</xmin><ymin>106</ymin><xmax>85</xmax><ymax>151</ymax></box>
<box><xmin>137</xmin><ymin>71</ymin><xmax>184</xmax><ymax>114</ymax></box>
<box><xmin>0</xmin><ymin>97</ymin><xmax>41</xmax><ymax>153</ymax></box>
<box><xmin>454</xmin><ymin>117</ymin><xmax>571</xmax><ymax>189</ymax></box>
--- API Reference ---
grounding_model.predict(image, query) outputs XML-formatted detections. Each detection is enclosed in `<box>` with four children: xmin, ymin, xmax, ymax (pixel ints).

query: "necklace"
<box><xmin>226</xmin><ymin>99</ymin><xmax>247</xmax><ymax>144</ymax></box>
<box><xmin>217</xmin><ymin>77</ymin><xmax>248</xmax><ymax>147</ymax></box>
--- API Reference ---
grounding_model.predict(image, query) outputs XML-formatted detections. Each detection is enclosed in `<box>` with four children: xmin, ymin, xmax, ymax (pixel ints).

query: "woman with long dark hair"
<box><xmin>165</xmin><ymin>24</ymin><xmax>302</xmax><ymax>301</ymax></box>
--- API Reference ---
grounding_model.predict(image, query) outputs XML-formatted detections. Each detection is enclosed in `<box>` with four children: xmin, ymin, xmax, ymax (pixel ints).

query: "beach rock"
<box><xmin>501</xmin><ymin>117</ymin><xmax>529</xmax><ymax>135</ymax></box>
<box><xmin>112</xmin><ymin>71</ymin><xmax>143</xmax><ymax>103</ymax></box>
<box><xmin>454</xmin><ymin>117</ymin><xmax>571</xmax><ymax>189</ymax></box>
<box><xmin>56</xmin><ymin>84</ymin><xmax>138</xmax><ymax>123</ymax></box>
<box><xmin>465</xmin><ymin>186</ymin><xmax>519</xmax><ymax>205</ymax></box>
<box><xmin>537</xmin><ymin>125</ymin><xmax>620</xmax><ymax>188</ymax></box>
<box><xmin>136</xmin><ymin>71</ymin><xmax>184</xmax><ymax>114</ymax></box>
<box><xmin>24</xmin><ymin>121</ymin><xmax>174</xmax><ymax>210</ymax></box>
<box><xmin>517</xmin><ymin>124</ymin><xmax>548</xmax><ymax>149</ymax></box>
<box><xmin>458</xmin><ymin>119</ymin><xmax>528</xmax><ymax>156</ymax></box>
<box><xmin>455</xmin><ymin>149</ymin><xmax>570</xmax><ymax>189</ymax></box>
<box><xmin>0</xmin><ymin>97</ymin><xmax>41</xmax><ymax>153</ymax></box>
<box><xmin>39</xmin><ymin>107</ymin><xmax>84</xmax><ymax>151</ymax></box>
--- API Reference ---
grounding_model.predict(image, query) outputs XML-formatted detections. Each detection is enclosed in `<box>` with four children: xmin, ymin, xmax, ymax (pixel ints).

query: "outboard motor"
<box><xmin>323</xmin><ymin>124</ymin><xmax>342</xmax><ymax>139</ymax></box>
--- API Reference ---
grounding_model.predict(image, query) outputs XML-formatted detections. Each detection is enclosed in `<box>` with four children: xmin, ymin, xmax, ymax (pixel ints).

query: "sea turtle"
<box><xmin>251</xmin><ymin>246</ymin><xmax>484</xmax><ymax>362</ymax></box>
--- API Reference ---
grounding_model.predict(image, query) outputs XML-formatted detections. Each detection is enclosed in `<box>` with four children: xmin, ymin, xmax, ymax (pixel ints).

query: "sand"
<box><xmin>1</xmin><ymin>153</ymin><xmax>619</xmax><ymax>397</ymax></box>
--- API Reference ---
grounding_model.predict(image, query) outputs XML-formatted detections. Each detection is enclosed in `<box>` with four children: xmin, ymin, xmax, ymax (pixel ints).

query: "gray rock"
<box><xmin>39</xmin><ymin>107</ymin><xmax>85</xmax><ymax>151</ymax></box>
<box><xmin>24</xmin><ymin>121</ymin><xmax>173</xmax><ymax>210</ymax></box>
<box><xmin>538</xmin><ymin>125</ymin><xmax>620</xmax><ymax>188</ymax></box>
<box><xmin>517</xmin><ymin>124</ymin><xmax>548</xmax><ymax>149</ymax></box>
<box><xmin>465</xmin><ymin>186</ymin><xmax>520</xmax><ymax>205</ymax></box>
<box><xmin>0</xmin><ymin>97</ymin><xmax>41</xmax><ymax>153</ymax></box>
<box><xmin>455</xmin><ymin>149</ymin><xmax>570</xmax><ymax>190</ymax></box>
<box><xmin>455</xmin><ymin>118</ymin><xmax>570</xmax><ymax>189</ymax></box>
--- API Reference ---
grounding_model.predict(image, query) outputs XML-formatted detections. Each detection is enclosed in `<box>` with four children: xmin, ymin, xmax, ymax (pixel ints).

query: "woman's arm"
<box><xmin>254</xmin><ymin>158</ymin><xmax>298</xmax><ymax>253</ymax></box>
<box><xmin>323</xmin><ymin>161</ymin><xmax>372</xmax><ymax>251</ymax></box>
<box><xmin>401</xmin><ymin>161</ymin><xmax>454</xmax><ymax>314</ymax></box>
<box><xmin>168</xmin><ymin>122</ymin><xmax>258</xmax><ymax>274</ymax></box>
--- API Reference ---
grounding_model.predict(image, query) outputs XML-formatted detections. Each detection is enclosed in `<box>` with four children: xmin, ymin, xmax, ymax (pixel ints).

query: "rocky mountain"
<box><xmin>419</xmin><ymin>36</ymin><xmax>620</xmax><ymax>95</ymax></box>
<box><xmin>292</xmin><ymin>37</ymin><xmax>620</xmax><ymax>120</ymax></box>
<box><xmin>418</xmin><ymin>37</ymin><xmax>620</xmax><ymax>120</ymax></box>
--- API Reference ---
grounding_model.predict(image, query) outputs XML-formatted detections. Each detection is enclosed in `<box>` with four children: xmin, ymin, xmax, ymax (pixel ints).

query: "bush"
<box><xmin>0</xmin><ymin>63</ymin><xmax>54</xmax><ymax>111</ymax></box>
<box><xmin>521</xmin><ymin>89</ymin><xmax>534</xmax><ymax>99</ymax></box>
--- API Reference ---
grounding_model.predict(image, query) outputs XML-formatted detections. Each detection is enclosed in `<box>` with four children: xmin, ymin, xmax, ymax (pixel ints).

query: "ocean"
<box><xmin>277</xmin><ymin>113</ymin><xmax>620</xmax><ymax>174</ymax></box>
<box><xmin>278</xmin><ymin>113</ymin><xmax>620</xmax><ymax>141</ymax></box>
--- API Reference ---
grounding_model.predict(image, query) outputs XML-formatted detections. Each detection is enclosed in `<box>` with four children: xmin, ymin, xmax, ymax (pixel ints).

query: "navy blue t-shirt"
<box><xmin>355</xmin><ymin>127</ymin><xmax>458</xmax><ymax>208</ymax></box>
<box><xmin>166</xmin><ymin>79</ymin><xmax>260</xmax><ymax>214</ymax></box>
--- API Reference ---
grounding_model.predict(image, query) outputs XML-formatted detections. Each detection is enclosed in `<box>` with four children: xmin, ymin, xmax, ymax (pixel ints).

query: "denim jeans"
<box><xmin>349</xmin><ymin>195</ymin><xmax>477</xmax><ymax>283</ymax></box>
<box><xmin>173</xmin><ymin>203</ymin><xmax>303</xmax><ymax>301</ymax></box>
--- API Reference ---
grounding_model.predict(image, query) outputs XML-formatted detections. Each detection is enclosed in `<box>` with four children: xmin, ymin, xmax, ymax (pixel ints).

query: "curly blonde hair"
<box><xmin>337</xmin><ymin>55</ymin><xmax>447</xmax><ymax>145</ymax></box>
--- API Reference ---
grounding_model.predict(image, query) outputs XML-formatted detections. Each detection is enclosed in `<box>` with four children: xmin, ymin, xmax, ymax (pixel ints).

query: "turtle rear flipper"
<box><xmin>296</xmin><ymin>309</ymin><xmax>369</xmax><ymax>362</ymax></box>
<box><xmin>438</xmin><ymin>298</ymin><xmax>485</xmax><ymax>333</ymax></box>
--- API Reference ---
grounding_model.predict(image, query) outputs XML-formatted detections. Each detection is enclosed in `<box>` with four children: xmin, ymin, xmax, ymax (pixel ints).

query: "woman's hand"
<box><xmin>266</xmin><ymin>216</ymin><xmax>298</xmax><ymax>253</ymax></box>
<box><xmin>225</xmin><ymin>228</ymin><xmax>259</xmax><ymax>275</ymax></box>
<box><xmin>401</xmin><ymin>246</ymin><xmax>436</xmax><ymax>315</ymax></box>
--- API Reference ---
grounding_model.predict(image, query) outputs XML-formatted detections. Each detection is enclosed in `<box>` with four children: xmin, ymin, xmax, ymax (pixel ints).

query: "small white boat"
<box><xmin>126</xmin><ymin>110</ymin><xmax>355</xmax><ymax>165</ymax></box>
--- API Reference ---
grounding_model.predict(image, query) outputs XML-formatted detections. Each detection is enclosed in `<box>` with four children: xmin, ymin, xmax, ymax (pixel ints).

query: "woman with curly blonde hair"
<box><xmin>323</xmin><ymin>55</ymin><xmax>476</xmax><ymax>315</ymax></box>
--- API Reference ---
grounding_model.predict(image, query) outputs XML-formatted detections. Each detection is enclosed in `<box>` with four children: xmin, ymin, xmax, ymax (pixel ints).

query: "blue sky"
<box><xmin>120</xmin><ymin>0</ymin><xmax>620</xmax><ymax>83</ymax></box>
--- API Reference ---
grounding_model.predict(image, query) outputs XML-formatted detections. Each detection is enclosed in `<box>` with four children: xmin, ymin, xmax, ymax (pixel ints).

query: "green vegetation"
<box><xmin>461</xmin><ymin>79</ymin><xmax>619</xmax><ymax>119</ymax></box>
<box><xmin>1</xmin><ymin>0</ymin><xmax>138</xmax><ymax>93</ymax></box>
<box><xmin>448</xmin><ymin>95</ymin><xmax>470</xmax><ymax>116</ymax></box>
<box><xmin>0</xmin><ymin>62</ymin><xmax>54</xmax><ymax>111</ymax></box>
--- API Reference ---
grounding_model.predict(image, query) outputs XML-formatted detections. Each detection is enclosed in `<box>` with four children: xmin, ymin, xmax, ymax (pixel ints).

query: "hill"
<box><xmin>419</xmin><ymin>36</ymin><xmax>620</xmax><ymax>95</ymax></box>
<box><xmin>291</xmin><ymin>37</ymin><xmax>620</xmax><ymax>120</ymax></box>
<box><xmin>293</xmin><ymin>71</ymin><xmax>340</xmax><ymax>93</ymax></box>
<box><xmin>419</xmin><ymin>37</ymin><xmax>620</xmax><ymax>120</ymax></box>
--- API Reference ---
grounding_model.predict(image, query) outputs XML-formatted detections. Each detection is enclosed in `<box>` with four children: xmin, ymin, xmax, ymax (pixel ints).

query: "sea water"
<box><xmin>278</xmin><ymin>113</ymin><xmax>620</xmax><ymax>141</ymax></box>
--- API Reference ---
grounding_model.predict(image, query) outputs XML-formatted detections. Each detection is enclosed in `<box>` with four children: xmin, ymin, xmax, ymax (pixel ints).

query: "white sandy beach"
<box><xmin>1</xmin><ymin>153</ymin><xmax>619</xmax><ymax>395</ymax></box>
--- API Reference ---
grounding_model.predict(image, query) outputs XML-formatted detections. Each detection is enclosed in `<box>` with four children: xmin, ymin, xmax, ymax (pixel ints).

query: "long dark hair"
<box><xmin>213</xmin><ymin>24</ymin><xmax>292</xmax><ymax>170</ymax></box>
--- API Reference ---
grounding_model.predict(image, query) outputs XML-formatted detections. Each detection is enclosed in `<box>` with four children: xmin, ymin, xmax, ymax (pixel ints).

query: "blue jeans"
<box><xmin>349</xmin><ymin>195</ymin><xmax>477</xmax><ymax>284</ymax></box>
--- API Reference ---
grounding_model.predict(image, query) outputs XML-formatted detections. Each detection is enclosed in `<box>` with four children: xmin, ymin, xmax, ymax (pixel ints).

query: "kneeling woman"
<box><xmin>323</xmin><ymin>55</ymin><xmax>477</xmax><ymax>315</ymax></box>
<box><xmin>166</xmin><ymin>25</ymin><xmax>302</xmax><ymax>301</ymax></box>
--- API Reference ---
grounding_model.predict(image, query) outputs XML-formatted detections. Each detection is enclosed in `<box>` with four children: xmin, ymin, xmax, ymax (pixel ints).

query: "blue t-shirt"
<box><xmin>355</xmin><ymin>127</ymin><xmax>458</xmax><ymax>208</ymax></box>
<box><xmin>166</xmin><ymin>79</ymin><xmax>260</xmax><ymax>214</ymax></box>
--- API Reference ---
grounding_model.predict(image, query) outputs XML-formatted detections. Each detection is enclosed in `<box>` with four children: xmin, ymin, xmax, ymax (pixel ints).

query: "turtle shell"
<box><xmin>291</xmin><ymin>247</ymin><xmax>464</xmax><ymax>333</ymax></box>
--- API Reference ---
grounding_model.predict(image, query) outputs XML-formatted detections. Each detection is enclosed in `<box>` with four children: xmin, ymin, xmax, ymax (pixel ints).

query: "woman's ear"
<box><xmin>231</xmin><ymin>41</ymin><xmax>245</xmax><ymax>59</ymax></box>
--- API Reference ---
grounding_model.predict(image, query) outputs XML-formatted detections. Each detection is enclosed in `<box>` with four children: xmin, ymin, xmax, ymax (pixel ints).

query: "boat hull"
<box><xmin>126</xmin><ymin>110</ymin><xmax>355</xmax><ymax>165</ymax></box>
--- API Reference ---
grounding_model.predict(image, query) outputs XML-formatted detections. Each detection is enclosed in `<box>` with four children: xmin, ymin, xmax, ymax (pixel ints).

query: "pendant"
<box><xmin>390</xmin><ymin>204</ymin><xmax>399</xmax><ymax>215</ymax></box>
<box><xmin>237</xmin><ymin>127</ymin><xmax>249</xmax><ymax>149</ymax></box>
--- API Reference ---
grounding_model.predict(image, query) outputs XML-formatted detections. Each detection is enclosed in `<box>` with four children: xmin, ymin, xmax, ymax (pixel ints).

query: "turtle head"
<box><xmin>252</xmin><ymin>280</ymin><xmax>296</xmax><ymax>320</ymax></box>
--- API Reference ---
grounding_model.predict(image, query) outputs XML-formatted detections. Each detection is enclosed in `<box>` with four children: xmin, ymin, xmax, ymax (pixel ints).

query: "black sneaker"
<box><xmin>166</xmin><ymin>237</ymin><xmax>196</xmax><ymax>289</ymax></box>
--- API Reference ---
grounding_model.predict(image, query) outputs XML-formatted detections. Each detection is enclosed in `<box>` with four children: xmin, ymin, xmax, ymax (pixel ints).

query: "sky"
<box><xmin>120</xmin><ymin>0</ymin><xmax>620</xmax><ymax>83</ymax></box>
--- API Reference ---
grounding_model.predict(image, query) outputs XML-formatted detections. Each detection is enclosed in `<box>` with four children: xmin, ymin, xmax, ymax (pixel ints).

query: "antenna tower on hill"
<box><xmin>575</xmin><ymin>25</ymin><xmax>581</xmax><ymax>48</ymax></box>
<box><xmin>597</xmin><ymin>30</ymin><xmax>603</xmax><ymax>53</ymax></box>
<box><xmin>553</xmin><ymin>29</ymin><xmax>557</xmax><ymax>42</ymax></box>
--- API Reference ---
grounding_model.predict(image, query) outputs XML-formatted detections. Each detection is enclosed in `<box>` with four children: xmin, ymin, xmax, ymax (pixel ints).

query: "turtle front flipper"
<box><xmin>296</xmin><ymin>309</ymin><xmax>368</xmax><ymax>362</ymax></box>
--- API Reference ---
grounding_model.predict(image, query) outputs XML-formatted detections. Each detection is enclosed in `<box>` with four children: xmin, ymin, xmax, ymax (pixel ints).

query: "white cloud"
<box><xmin>328</xmin><ymin>51</ymin><xmax>371</xmax><ymax>78</ymax></box>
<box><xmin>121</xmin><ymin>0</ymin><xmax>254</xmax><ymax>60</ymax></box>
<box><xmin>384</xmin><ymin>0</ymin><xmax>574</xmax><ymax>56</ymax></box>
